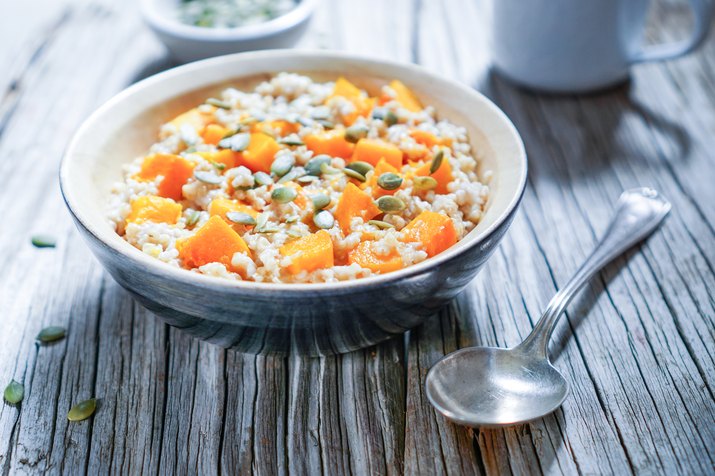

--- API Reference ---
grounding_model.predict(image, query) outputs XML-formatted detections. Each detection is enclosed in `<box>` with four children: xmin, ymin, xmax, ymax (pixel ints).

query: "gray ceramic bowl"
<box><xmin>60</xmin><ymin>50</ymin><xmax>527</xmax><ymax>355</ymax></box>
<box><xmin>141</xmin><ymin>0</ymin><xmax>316</xmax><ymax>63</ymax></box>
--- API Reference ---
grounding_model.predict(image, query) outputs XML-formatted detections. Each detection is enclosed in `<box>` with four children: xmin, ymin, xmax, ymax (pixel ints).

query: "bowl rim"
<box><xmin>60</xmin><ymin>49</ymin><xmax>527</xmax><ymax>295</ymax></box>
<box><xmin>140</xmin><ymin>0</ymin><xmax>318</xmax><ymax>41</ymax></box>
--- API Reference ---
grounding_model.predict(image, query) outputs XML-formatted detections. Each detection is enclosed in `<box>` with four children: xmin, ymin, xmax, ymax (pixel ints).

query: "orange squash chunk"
<box><xmin>351</xmin><ymin>139</ymin><xmax>403</xmax><ymax>169</ymax></box>
<box><xmin>169</xmin><ymin>107</ymin><xmax>215</xmax><ymax>131</ymax></box>
<box><xmin>201</xmin><ymin>124</ymin><xmax>229</xmax><ymax>145</ymax></box>
<box><xmin>335</xmin><ymin>183</ymin><xmax>381</xmax><ymax>235</ymax></box>
<box><xmin>238</xmin><ymin>133</ymin><xmax>281</xmax><ymax>173</ymax></box>
<box><xmin>414</xmin><ymin>153</ymin><xmax>453</xmax><ymax>194</ymax></box>
<box><xmin>348</xmin><ymin>241</ymin><xmax>404</xmax><ymax>273</ymax></box>
<box><xmin>177</xmin><ymin>215</ymin><xmax>250</xmax><ymax>271</ymax></box>
<box><xmin>251</xmin><ymin>120</ymin><xmax>298</xmax><ymax>137</ymax></box>
<box><xmin>279</xmin><ymin>230</ymin><xmax>334</xmax><ymax>275</ymax></box>
<box><xmin>304</xmin><ymin>130</ymin><xmax>355</xmax><ymax>159</ymax></box>
<box><xmin>136</xmin><ymin>154</ymin><xmax>195</xmax><ymax>201</ymax></box>
<box><xmin>400</xmin><ymin>211</ymin><xmax>457</xmax><ymax>257</ymax></box>
<box><xmin>329</xmin><ymin>77</ymin><xmax>375</xmax><ymax>125</ymax></box>
<box><xmin>198</xmin><ymin>149</ymin><xmax>237</xmax><ymax>170</ymax></box>
<box><xmin>363</xmin><ymin>158</ymin><xmax>402</xmax><ymax>198</ymax></box>
<box><xmin>409</xmin><ymin>130</ymin><xmax>451</xmax><ymax>149</ymax></box>
<box><xmin>126</xmin><ymin>195</ymin><xmax>182</xmax><ymax>225</ymax></box>
<box><xmin>389</xmin><ymin>80</ymin><xmax>422</xmax><ymax>112</ymax></box>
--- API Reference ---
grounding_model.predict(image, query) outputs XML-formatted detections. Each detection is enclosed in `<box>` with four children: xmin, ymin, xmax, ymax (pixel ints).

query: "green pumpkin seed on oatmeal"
<box><xmin>107</xmin><ymin>74</ymin><xmax>490</xmax><ymax>283</ymax></box>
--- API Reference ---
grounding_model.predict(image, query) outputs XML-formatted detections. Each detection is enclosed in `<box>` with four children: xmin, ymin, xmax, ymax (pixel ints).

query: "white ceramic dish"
<box><xmin>60</xmin><ymin>50</ymin><xmax>527</xmax><ymax>354</ymax></box>
<box><xmin>140</xmin><ymin>0</ymin><xmax>317</xmax><ymax>63</ymax></box>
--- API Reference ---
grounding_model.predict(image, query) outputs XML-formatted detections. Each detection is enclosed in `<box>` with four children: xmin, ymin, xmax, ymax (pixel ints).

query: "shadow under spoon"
<box><xmin>425</xmin><ymin>187</ymin><xmax>672</xmax><ymax>427</ymax></box>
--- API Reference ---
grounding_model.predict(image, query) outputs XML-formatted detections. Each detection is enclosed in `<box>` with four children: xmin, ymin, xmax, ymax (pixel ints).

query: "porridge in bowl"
<box><xmin>107</xmin><ymin>73</ymin><xmax>490</xmax><ymax>283</ymax></box>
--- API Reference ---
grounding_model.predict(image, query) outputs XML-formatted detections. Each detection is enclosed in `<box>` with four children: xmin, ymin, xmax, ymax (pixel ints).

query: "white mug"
<box><xmin>491</xmin><ymin>0</ymin><xmax>714</xmax><ymax>93</ymax></box>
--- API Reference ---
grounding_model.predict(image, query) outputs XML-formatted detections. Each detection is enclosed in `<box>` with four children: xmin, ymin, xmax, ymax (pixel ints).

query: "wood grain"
<box><xmin>1</xmin><ymin>0</ymin><xmax>713</xmax><ymax>474</ymax></box>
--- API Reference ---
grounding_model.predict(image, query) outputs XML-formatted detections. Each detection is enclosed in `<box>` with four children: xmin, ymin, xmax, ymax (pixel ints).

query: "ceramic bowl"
<box><xmin>60</xmin><ymin>50</ymin><xmax>527</xmax><ymax>355</ymax></box>
<box><xmin>140</xmin><ymin>0</ymin><xmax>316</xmax><ymax>63</ymax></box>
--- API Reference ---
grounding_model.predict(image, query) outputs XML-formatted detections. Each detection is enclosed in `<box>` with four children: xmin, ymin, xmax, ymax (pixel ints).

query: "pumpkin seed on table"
<box><xmin>67</xmin><ymin>398</ymin><xmax>97</xmax><ymax>422</ymax></box>
<box><xmin>278</xmin><ymin>134</ymin><xmax>305</xmax><ymax>146</ymax></box>
<box><xmin>343</xmin><ymin>167</ymin><xmax>366</xmax><ymax>182</ymax></box>
<box><xmin>430</xmin><ymin>149</ymin><xmax>445</xmax><ymax>174</ymax></box>
<box><xmin>205</xmin><ymin>98</ymin><xmax>231</xmax><ymax>109</ymax></box>
<box><xmin>376</xmin><ymin>196</ymin><xmax>406</xmax><ymax>213</ymax></box>
<box><xmin>368</xmin><ymin>219</ymin><xmax>395</xmax><ymax>229</ymax></box>
<box><xmin>36</xmin><ymin>326</ymin><xmax>66</xmax><ymax>343</ymax></box>
<box><xmin>31</xmin><ymin>234</ymin><xmax>56</xmax><ymax>248</ymax></box>
<box><xmin>311</xmin><ymin>193</ymin><xmax>331</xmax><ymax>211</ymax></box>
<box><xmin>226</xmin><ymin>212</ymin><xmax>257</xmax><ymax>226</ymax></box>
<box><xmin>313</xmin><ymin>210</ymin><xmax>335</xmax><ymax>229</ymax></box>
<box><xmin>271</xmin><ymin>187</ymin><xmax>297</xmax><ymax>204</ymax></box>
<box><xmin>254</xmin><ymin>171</ymin><xmax>273</xmax><ymax>186</ymax></box>
<box><xmin>344</xmin><ymin>124</ymin><xmax>369</xmax><ymax>143</ymax></box>
<box><xmin>413</xmin><ymin>176</ymin><xmax>438</xmax><ymax>191</ymax></box>
<box><xmin>4</xmin><ymin>380</ymin><xmax>23</xmax><ymax>404</ymax></box>
<box><xmin>194</xmin><ymin>170</ymin><xmax>223</xmax><ymax>185</ymax></box>
<box><xmin>218</xmin><ymin>132</ymin><xmax>250</xmax><ymax>152</ymax></box>
<box><xmin>377</xmin><ymin>172</ymin><xmax>403</xmax><ymax>190</ymax></box>
<box><xmin>305</xmin><ymin>155</ymin><xmax>332</xmax><ymax>175</ymax></box>
<box><xmin>345</xmin><ymin>161</ymin><xmax>373</xmax><ymax>176</ymax></box>
<box><xmin>270</xmin><ymin>154</ymin><xmax>295</xmax><ymax>177</ymax></box>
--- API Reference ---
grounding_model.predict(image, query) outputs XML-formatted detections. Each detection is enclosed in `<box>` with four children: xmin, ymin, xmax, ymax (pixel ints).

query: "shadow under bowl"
<box><xmin>60</xmin><ymin>50</ymin><xmax>527</xmax><ymax>355</ymax></box>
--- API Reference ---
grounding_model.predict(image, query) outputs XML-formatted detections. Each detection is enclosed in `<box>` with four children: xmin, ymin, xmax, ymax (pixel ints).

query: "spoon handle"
<box><xmin>517</xmin><ymin>188</ymin><xmax>671</xmax><ymax>358</ymax></box>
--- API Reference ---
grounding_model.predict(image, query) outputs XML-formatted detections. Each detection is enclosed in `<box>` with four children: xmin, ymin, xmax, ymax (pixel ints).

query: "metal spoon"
<box><xmin>425</xmin><ymin>188</ymin><xmax>671</xmax><ymax>427</ymax></box>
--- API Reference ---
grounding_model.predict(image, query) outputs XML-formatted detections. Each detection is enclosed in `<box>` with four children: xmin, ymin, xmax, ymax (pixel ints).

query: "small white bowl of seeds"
<box><xmin>141</xmin><ymin>0</ymin><xmax>317</xmax><ymax>63</ymax></box>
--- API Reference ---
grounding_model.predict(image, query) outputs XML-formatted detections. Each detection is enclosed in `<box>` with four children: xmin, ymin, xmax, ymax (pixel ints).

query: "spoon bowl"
<box><xmin>425</xmin><ymin>347</ymin><xmax>569</xmax><ymax>427</ymax></box>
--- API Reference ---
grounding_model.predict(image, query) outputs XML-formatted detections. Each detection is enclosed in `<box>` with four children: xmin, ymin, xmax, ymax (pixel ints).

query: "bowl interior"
<box><xmin>61</xmin><ymin>51</ymin><xmax>526</xmax><ymax>290</ymax></box>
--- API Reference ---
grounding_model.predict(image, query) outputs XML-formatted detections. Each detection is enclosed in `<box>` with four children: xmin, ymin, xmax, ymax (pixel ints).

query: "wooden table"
<box><xmin>2</xmin><ymin>0</ymin><xmax>714</xmax><ymax>474</ymax></box>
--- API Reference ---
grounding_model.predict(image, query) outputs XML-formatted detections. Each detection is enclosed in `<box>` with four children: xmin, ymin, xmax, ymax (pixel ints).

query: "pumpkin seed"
<box><xmin>67</xmin><ymin>398</ymin><xmax>96</xmax><ymax>422</ymax></box>
<box><xmin>211</xmin><ymin>161</ymin><xmax>226</xmax><ymax>171</ymax></box>
<box><xmin>4</xmin><ymin>380</ymin><xmax>23</xmax><ymax>404</ymax></box>
<box><xmin>373</xmin><ymin>108</ymin><xmax>398</xmax><ymax>126</ymax></box>
<box><xmin>310</xmin><ymin>106</ymin><xmax>331</xmax><ymax>120</ymax></box>
<box><xmin>368</xmin><ymin>219</ymin><xmax>395</xmax><ymax>229</ymax></box>
<box><xmin>313</xmin><ymin>210</ymin><xmax>335</xmax><ymax>229</ymax></box>
<box><xmin>430</xmin><ymin>149</ymin><xmax>444</xmax><ymax>174</ymax></box>
<box><xmin>218</xmin><ymin>132</ymin><xmax>250</xmax><ymax>152</ymax></box>
<box><xmin>285</xmin><ymin>216</ymin><xmax>299</xmax><ymax>224</ymax></box>
<box><xmin>36</xmin><ymin>326</ymin><xmax>66</xmax><ymax>343</ymax></box>
<box><xmin>255</xmin><ymin>213</ymin><xmax>269</xmax><ymax>230</ymax></box>
<box><xmin>278</xmin><ymin>134</ymin><xmax>305</xmax><ymax>146</ymax></box>
<box><xmin>413</xmin><ymin>176</ymin><xmax>438</xmax><ymax>191</ymax></box>
<box><xmin>185</xmin><ymin>210</ymin><xmax>201</xmax><ymax>227</ymax></box>
<box><xmin>226</xmin><ymin>212</ymin><xmax>256</xmax><ymax>226</ymax></box>
<box><xmin>343</xmin><ymin>168</ymin><xmax>366</xmax><ymax>182</ymax></box>
<box><xmin>376</xmin><ymin>196</ymin><xmax>406</xmax><ymax>213</ymax></box>
<box><xmin>377</xmin><ymin>172</ymin><xmax>403</xmax><ymax>190</ymax></box>
<box><xmin>305</xmin><ymin>155</ymin><xmax>332</xmax><ymax>175</ymax></box>
<box><xmin>317</xmin><ymin>120</ymin><xmax>335</xmax><ymax>129</ymax></box>
<box><xmin>320</xmin><ymin>163</ymin><xmax>342</xmax><ymax>175</ymax></box>
<box><xmin>311</xmin><ymin>193</ymin><xmax>330</xmax><ymax>210</ymax></box>
<box><xmin>345</xmin><ymin>161</ymin><xmax>373</xmax><ymax>176</ymax></box>
<box><xmin>206</xmin><ymin>98</ymin><xmax>231</xmax><ymax>109</ymax></box>
<box><xmin>31</xmin><ymin>234</ymin><xmax>56</xmax><ymax>248</ymax></box>
<box><xmin>254</xmin><ymin>171</ymin><xmax>273</xmax><ymax>187</ymax></box>
<box><xmin>344</xmin><ymin>124</ymin><xmax>369</xmax><ymax>143</ymax></box>
<box><xmin>270</xmin><ymin>154</ymin><xmax>295</xmax><ymax>177</ymax></box>
<box><xmin>271</xmin><ymin>187</ymin><xmax>297</xmax><ymax>204</ymax></box>
<box><xmin>297</xmin><ymin>175</ymin><xmax>318</xmax><ymax>184</ymax></box>
<box><xmin>194</xmin><ymin>171</ymin><xmax>222</xmax><ymax>185</ymax></box>
<box><xmin>277</xmin><ymin>169</ymin><xmax>304</xmax><ymax>184</ymax></box>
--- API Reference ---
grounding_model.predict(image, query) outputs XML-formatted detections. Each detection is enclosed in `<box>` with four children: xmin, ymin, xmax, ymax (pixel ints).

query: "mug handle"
<box><xmin>630</xmin><ymin>0</ymin><xmax>714</xmax><ymax>63</ymax></box>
